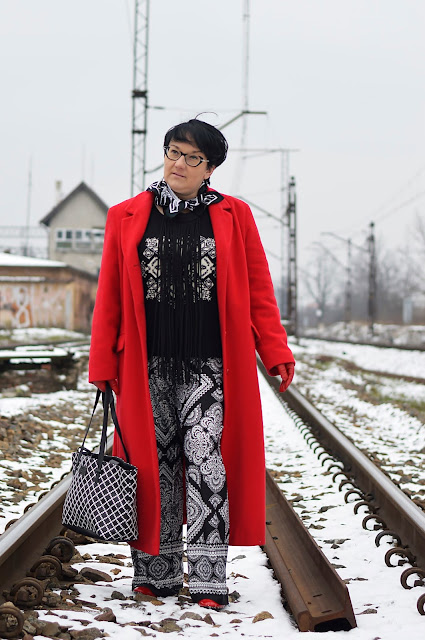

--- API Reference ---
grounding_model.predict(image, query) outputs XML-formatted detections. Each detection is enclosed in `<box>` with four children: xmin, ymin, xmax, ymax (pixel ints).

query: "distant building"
<box><xmin>0</xmin><ymin>226</ymin><xmax>48</xmax><ymax>258</ymax></box>
<box><xmin>0</xmin><ymin>252</ymin><xmax>97</xmax><ymax>333</ymax></box>
<box><xmin>40</xmin><ymin>181</ymin><xmax>108</xmax><ymax>276</ymax></box>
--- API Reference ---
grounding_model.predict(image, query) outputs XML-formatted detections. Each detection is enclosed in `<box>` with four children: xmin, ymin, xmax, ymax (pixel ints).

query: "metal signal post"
<box><xmin>131</xmin><ymin>0</ymin><xmax>150</xmax><ymax>196</ymax></box>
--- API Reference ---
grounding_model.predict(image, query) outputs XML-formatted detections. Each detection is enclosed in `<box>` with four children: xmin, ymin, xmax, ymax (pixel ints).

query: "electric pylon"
<box><xmin>131</xmin><ymin>0</ymin><xmax>150</xmax><ymax>196</ymax></box>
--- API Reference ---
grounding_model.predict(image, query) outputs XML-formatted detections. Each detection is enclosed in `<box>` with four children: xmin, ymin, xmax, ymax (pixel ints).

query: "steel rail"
<box><xmin>258</xmin><ymin>361</ymin><xmax>425</xmax><ymax>616</ymax></box>
<box><xmin>0</xmin><ymin>434</ymin><xmax>113</xmax><ymax>595</ymax></box>
<box><xmin>265</xmin><ymin>470</ymin><xmax>356</xmax><ymax>631</ymax></box>
<box><xmin>3</xmin><ymin>362</ymin><xmax>424</xmax><ymax>623</ymax></box>
<box><xmin>0</xmin><ymin>422</ymin><xmax>357</xmax><ymax>632</ymax></box>
<box><xmin>256</xmin><ymin>355</ymin><xmax>425</xmax><ymax>570</ymax></box>
<box><xmin>282</xmin><ymin>384</ymin><xmax>425</xmax><ymax>569</ymax></box>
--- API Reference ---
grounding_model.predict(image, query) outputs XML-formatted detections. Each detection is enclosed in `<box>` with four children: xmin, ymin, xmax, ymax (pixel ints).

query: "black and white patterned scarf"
<box><xmin>147</xmin><ymin>179</ymin><xmax>223</xmax><ymax>218</ymax></box>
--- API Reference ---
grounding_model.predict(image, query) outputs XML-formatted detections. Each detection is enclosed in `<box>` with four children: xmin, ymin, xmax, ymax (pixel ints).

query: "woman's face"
<box><xmin>163</xmin><ymin>138</ymin><xmax>215</xmax><ymax>200</ymax></box>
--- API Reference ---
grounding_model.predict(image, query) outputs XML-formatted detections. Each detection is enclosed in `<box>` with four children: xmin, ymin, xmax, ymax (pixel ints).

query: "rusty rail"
<box><xmin>258</xmin><ymin>356</ymin><xmax>425</xmax><ymax>618</ymax></box>
<box><xmin>283</xmin><ymin>385</ymin><xmax>425</xmax><ymax>570</ymax></box>
<box><xmin>3</xmin><ymin>359</ymin><xmax>425</xmax><ymax>625</ymax></box>
<box><xmin>0</xmin><ymin>434</ymin><xmax>114</xmax><ymax>596</ymax></box>
<box><xmin>265</xmin><ymin>470</ymin><xmax>356</xmax><ymax>631</ymax></box>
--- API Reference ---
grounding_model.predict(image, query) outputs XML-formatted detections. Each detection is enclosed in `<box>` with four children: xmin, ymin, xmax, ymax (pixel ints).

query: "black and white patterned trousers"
<box><xmin>131</xmin><ymin>357</ymin><xmax>229</xmax><ymax>605</ymax></box>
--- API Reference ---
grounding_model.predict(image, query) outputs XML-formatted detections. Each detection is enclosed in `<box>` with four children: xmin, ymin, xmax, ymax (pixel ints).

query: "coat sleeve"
<box><xmin>243</xmin><ymin>203</ymin><xmax>295</xmax><ymax>374</ymax></box>
<box><xmin>88</xmin><ymin>207</ymin><xmax>122</xmax><ymax>382</ymax></box>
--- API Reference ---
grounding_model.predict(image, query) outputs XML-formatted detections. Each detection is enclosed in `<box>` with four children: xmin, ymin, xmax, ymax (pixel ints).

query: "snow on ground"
<box><xmin>0</xmin><ymin>352</ymin><xmax>108</xmax><ymax>533</ymax></box>
<box><xmin>288</xmin><ymin>338</ymin><xmax>425</xmax><ymax>504</ymax></box>
<box><xmin>33</xmin><ymin>542</ymin><xmax>295</xmax><ymax>639</ymax></box>
<box><xmin>1</xmin><ymin>328</ymin><xmax>425</xmax><ymax>637</ymax></box>
<box><xmin>26</xmin><ymin>369</ymin><xmax>425</xmax><ymax>639</ymax></box>
<box><xmin>302</xmin><ymin>321</ymin><xmax>425</xmax><ymax>348</ymax></box>
<box><xmin>293</xmin><ymin>336</ymin><xmax>425</xmax><ymax>379</ymax></box>
<box><xmin>260</xmin><ymin>372</ymin><xmax>425</xmax><ymax>640</ymax></box>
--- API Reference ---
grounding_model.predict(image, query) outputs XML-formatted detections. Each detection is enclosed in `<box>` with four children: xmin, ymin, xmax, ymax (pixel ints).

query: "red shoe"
<box><xmin>198</xmin><ymin>598</ymin><xmax>225</xmax><ymax>610</ymax></box>
<box><xmin>133</xmin><ymin>586</ymin><xmax>156</xmax><ymax>597</ymax></box>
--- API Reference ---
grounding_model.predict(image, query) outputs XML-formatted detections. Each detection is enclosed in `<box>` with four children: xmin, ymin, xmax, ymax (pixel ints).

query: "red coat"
<box><xmin>89</xmin><ymin>191</ymin><xmax>294</xmax><ymax>554</ymax></box>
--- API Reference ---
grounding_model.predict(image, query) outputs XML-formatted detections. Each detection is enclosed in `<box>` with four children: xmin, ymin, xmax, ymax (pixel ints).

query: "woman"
<box><xmin>89</xmin><ymin>118</ymin><xmax>295</xmax><ymax>609</ymax></box>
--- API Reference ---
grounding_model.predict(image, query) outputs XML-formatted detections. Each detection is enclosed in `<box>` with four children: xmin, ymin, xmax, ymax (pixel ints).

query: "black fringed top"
<box><xmin>138</xmin><ymin>203</ymin><xmax>222</xmax><ymax>383</ymax></box>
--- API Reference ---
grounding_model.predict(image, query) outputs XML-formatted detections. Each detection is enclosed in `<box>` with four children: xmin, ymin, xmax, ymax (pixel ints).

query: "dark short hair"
<box><xmin>164</xmin><ymin>118</ymin><xmax>228</xmax><ymax>169</ymax></box>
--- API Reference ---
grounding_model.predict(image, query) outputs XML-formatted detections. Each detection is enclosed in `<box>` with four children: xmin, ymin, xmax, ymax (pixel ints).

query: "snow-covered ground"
<box><xmin>1</xmin><ymin>328</ymin><xmax>425</xmax><ymax>637</ymax></box>
<box><xmin>301</xmin><ymin>321</ymin><xmax>425</xmax><ymax>349</ymax></box>
<box><xmin>288</xmin><ymin>337</ymin><xmax>425</xmax><ymax>507</ymax></box>
<box><xmin>23</xmin><ymin>370</ymin><xmax>425</xmax><ymax>639</ymax></box>
<box><xmin>0</xmin><ymin>337</ymin><xmax>102</xmax><ymax>533</ymax></box>
<box><xmin>262</xmin><ymin>374</ymin><xmax>425</xmax><ymax>639</ymax></box>
<box><xmin>293</xmin><ymin>336</ymin><xmax>425</xmax><ymax>379</ymax></box>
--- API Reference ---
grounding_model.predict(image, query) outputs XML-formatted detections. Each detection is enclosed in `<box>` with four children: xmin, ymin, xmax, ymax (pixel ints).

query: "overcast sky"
<box><xmin>1</xmin><ymin>0</ymin><xmax>424</xmax><ymax>283</ymax></box>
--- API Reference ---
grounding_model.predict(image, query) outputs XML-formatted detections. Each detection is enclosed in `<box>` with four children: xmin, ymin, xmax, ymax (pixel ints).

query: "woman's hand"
<box><xmin>276</xmin><ymin>363</ymin><xmax>295</xmax><ymax>393</ymax></box>
<box><xmin>92</xmin><ymin>379</ymin><xmax>119</xmax><ymax>395</ymax></box>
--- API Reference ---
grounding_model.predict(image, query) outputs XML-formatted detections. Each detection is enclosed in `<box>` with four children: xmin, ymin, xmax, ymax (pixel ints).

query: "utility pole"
<box><xmin>235</xmin><ymin>0</ymin><xmax>250</xmax><ymax>190</ymax></box>
<box><xmin>131</xmin><ymin>0</ymin><xmax>150</xmax><ymax>196</ymax></box>
<box><xmin>233</xmin><ymin>0</ymin><xmax>252</xmax><ymax>193</ymax></box>
<box><xmin>279</xmin><ymin>149</ymin><xmax>292</xmax><ymax>319</ymax></box>
<box><xmin>286</xmin><ymin>177</ymin><xmax>297</xmax><ymax>337</ymax></box>
<box><xmin>232</xmin><ymin>146</ymin><xmax>298</xmax><ymax>322</ymax></box>
<box><xmin>368</xmin><ymin>221</ymin><xmax>376</xmax><ymax>335</ymax></box>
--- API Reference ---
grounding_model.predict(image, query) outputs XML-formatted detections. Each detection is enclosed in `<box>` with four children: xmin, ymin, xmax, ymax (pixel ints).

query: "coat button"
<box><xmin>226</xmin><ymin>368</ymin><xmax>230</xmax><ymax>374</ymax></box>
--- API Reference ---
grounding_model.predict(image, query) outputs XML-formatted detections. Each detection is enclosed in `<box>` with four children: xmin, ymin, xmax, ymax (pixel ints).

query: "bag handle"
<box><xmin>76</xmin><ymin>383</ymin><xmax>130</xmax><ymax>478</ymax></box>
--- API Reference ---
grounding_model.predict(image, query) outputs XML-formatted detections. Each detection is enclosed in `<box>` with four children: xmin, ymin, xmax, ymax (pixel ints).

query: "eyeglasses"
<box><xmin>164</xmin><ymin>146</ymin><xmax>209</xmax><ymax>168</ymax></box>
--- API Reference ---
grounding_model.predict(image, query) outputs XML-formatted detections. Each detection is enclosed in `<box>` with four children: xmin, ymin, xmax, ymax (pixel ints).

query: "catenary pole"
<box><xmin>131</xmin><ymin>0</ymin><xmax>150</xmax><ymax>196</ymax></box>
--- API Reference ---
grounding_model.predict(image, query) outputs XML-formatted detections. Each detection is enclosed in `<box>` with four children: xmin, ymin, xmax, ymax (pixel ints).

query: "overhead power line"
<box><xmin>373</xmin><ymin>190</ymin><xmax>425</xmax><ymax>224</ymax></box>
<box><xmin>336</xmin><ymin>167</ymin><xmax>425</xmax><ymax>238</ymax></box>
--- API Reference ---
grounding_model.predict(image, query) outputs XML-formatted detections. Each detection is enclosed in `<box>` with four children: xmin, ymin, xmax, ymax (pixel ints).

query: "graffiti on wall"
<box><xmin>0</xmin><ymin>283</ymin><xmax>67</xmax><ymax>329</ymax></box>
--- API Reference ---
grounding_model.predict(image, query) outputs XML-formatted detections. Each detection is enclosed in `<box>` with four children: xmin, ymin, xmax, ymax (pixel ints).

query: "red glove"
<box><xmin>92</xmin><ymin>379</ymin><xmax>119</xmax><ymax>395</ymax></box>
<box><xmin>276</xmin><ymin>363</ymin><xmax>295</xmax><ymax>393</ymax></box>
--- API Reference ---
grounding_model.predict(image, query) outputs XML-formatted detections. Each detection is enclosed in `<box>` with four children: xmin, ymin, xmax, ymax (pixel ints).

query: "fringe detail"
<box><xmin>148</xmin><ymin>209</ymin><xmax>204</xmax><ymax>384</ymax></box>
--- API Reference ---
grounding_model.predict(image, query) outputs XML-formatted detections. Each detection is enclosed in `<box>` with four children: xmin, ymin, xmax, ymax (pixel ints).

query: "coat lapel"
<box><xmin>121</xmin><ymin>191</ymin><xmax>154</xmax><ymax>306</ymax></box>
<box><xmin>120</xmin><ymin>190</ymin><xmax>233</xmax><ymax>355</ymax></box>
<box><xmin>209</xmin><ymin>196</ymin><xmax>233</xmax><ymax>340</ymax></box>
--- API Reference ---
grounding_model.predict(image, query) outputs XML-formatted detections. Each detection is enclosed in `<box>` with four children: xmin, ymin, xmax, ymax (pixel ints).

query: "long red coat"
<box><xmin>89</xmin><ymin>190</ymin><xmax>294</xmax><ymax>554</ymax></box>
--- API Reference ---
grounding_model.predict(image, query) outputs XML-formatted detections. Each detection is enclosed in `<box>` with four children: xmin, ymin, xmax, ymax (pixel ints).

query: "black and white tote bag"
<box><xmin>62</xmin><ymin>383</ymin><xmax>138</xmax><ymax>542</ymax></box>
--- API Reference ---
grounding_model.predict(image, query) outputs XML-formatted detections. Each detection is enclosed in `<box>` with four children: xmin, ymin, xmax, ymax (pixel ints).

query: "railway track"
<box><xmin>298</xmin><ymin>333</ymin><xmax>425</xmax><ymax>352</ymax></box>
<box><xmin>0</xmin><ymin>339</ymin><xmax>90</xmax><ymax>396</ymax></box>
<box><xmin>290</xmin><ymin>336</ymin><xmax>425</xmax><ymax>510</ymax></box>
<box><xmin>258</xmin><ymin>361</ymin><xmax>425</xmax><ymax>619</ymax></box>
<box><xmin>0</xmin><ymin>352</ymin><xmax>424</xmax><ymax>637</ymax></box>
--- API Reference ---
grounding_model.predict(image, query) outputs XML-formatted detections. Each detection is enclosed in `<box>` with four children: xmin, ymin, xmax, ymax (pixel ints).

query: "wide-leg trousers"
<box><xmin>131</xmin><ymin>357</ymin><xmax>229</xmax><ymax>604</ymax></box>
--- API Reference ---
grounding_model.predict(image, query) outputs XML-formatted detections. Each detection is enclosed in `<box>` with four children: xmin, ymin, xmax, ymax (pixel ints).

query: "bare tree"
<box><xmin>301</xmin><ymin>245</ymin><xmax>342</xmax><ymax>322</ymax></box>
<box><xmin>376</xmin><ymin>248</ymin><xmax>404</xmax><ymax>322</ymax></box>
<box><xmin>411</xmin><ymin>213</ymin><xmax>425</xmax><ymax>294</ymax></box>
